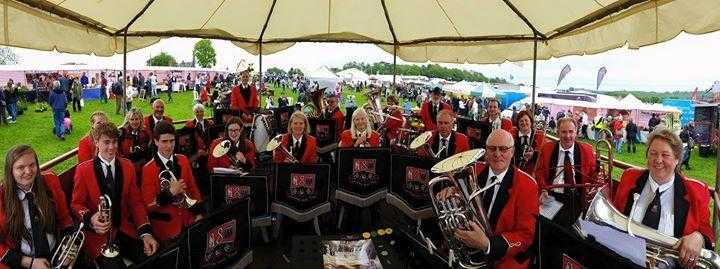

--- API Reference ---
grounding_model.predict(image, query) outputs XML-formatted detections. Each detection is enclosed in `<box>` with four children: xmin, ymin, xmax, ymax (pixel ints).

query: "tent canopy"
<box><xmin>336</xmin><ymin>68</ymin><xmax>369</xmax><ymax>83</ymax></box>
<box><xmin>2</xmin><ymin>0</ymin><xmax>719</xmax><ymax>64</ymax></box>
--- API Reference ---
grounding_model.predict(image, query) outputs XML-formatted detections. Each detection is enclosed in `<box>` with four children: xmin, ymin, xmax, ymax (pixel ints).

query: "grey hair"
<box><xmin>350</xmin><ymin>107</ymin><xmax>373</xmax><ymax>138</ymax></box>
<box><xmin>193</xmin><ymin>103</ymin><xmax>205</xmax><ymax>112</ymax></box>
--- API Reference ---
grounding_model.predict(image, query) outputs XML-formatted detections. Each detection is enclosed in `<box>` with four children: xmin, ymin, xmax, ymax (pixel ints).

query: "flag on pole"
<box><xmin>557</xmin><ymin>64</ymin><xmax>571</xmax><ymax>87</ymax></box>
<box><xmin>596</xmin><ymin>67</ymin><xmax>607</xmax><ymax>90</ymax></box>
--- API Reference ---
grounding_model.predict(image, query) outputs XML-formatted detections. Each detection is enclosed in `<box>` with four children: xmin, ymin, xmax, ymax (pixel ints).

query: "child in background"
<box><xmin>63</xmin><ymin>110</ymin><xmax>73</xmax><ymax>135</ymax></box>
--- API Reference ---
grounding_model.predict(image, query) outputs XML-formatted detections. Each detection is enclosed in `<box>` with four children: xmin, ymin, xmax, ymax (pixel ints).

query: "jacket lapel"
<box><xmin>448</xmin><ymin>132</ymin><xmax>457</xmax><ymax>156</ymax></box>
<box><xmin>623</xmin><ymin>170</ymin><xmax>649</xmax><ymax>214</ymax></box>
<box><xmin>672</xmin><ymin>172</ymin><xmax>688</xmax><ymax>238</ymax></box>
<box><xmin>489</xmin><ymin>168</ymin><xmax>514</xmax><ymax>229</ymax></box>
<box><xmin>549</xmin><ymin>142</ymin><xmax>560</xmax><ymax>185</ymax></box>
<box><xmin>573</xmin><ymin>142</ymin><xmax>582</xmax><ymax>184</ymax></box>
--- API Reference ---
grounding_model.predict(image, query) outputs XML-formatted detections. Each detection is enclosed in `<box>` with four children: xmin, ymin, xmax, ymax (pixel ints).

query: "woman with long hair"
<box><xmin>338</xmin><ymin>108</ymin><xmax>380</xmax><ymax>148</ymax></box>
<box><xmin>0</xmin><ymin>145</ymin><xmax>74</xmax><ymax>269</ymax></box>
<box><xmin>119</xmin><ymin>108</ymin><xmax>152</xmax><ymax>165</ymax></box>
<box><xmin>272</xmin><ymin>111</ymin><xmax>318</xmax><ymax>164</ymax></box>
<box><xmin>511</xmin><ymin>110</ymin><xmax>545</xmax><ymax>174</ymax></box>
<box><xmin>207</xmin><ymin>116</ymin><xmax>256</xmax><ymax>171</ymax></box>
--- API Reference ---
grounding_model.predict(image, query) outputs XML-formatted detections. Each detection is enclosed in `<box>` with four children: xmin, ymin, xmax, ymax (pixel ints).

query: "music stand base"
<box><xmin>227</xmin><ymin>251</ymin><xmax>253</xmax><ymax>269</ymax></box>
<box><xmin>385</xmin><ymin>193</ymin><xmax>434</xmax><ymax>220</ymax></box>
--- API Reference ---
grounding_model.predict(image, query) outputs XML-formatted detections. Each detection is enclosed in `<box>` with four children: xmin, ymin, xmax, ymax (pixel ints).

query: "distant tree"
<box><xmin>147</xmin><ymin>52</ymin><xmax>178</xmax><ymax>67</ymax></box>
<box><xmin>266</xmin><ymin>67</ymin><xmax>287</xmax><ymax>76</ymax></box>
<box><xmin>340</xmin><ymin>61</ymin><xmax>505</xmax><ymax>83</ymax></box>
<box><xmin>0</xmin><ymin>47</ymin><xmax>18</xmax><ymax>65</ymax></box>
<box><xmin>288</xmin><ymin>68</ymin><xmax>304</xmax><ymax>77</ymax></box>
<box><xmin>193</xmin><ymin>39</ymin><xmax>217</xmax><ymax>68</ymax></box>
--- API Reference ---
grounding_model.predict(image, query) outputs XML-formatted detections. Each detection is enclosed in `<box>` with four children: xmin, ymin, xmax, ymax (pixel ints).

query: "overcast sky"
<box><xmin>9</xmin><ymin>30</ymin><xmax>720</xmax><ymax>93</ymax></box>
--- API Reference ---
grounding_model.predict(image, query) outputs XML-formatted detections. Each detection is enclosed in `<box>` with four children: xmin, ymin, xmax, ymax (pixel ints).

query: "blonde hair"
<box><xmin>350</xmin><ymin>108</ymin><xmax>373</xmax><ymax>139</ymax></box>
<box><xmin>556</xmin><ymin>116</ymin><xmax>577</xmax><ymax>129</ymax></box>
<box><xmin>122</xmin><ymin>108</ymin><xmax>144</xmax><ymax>129</ymax></box>
<box><xmin>286</xmin><ymin>111</ymin><xmax>310</xmax><ymax>135</ymax></box>
<box><xmin>646</xmin><ymin>127</ymin><xmax>683</xmax><ymax>161</ymax></box>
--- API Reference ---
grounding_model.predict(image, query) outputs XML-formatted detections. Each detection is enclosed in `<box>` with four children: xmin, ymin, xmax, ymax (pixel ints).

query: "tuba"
<box><xmin>51</xmin><ymin>223</ymin><xmax>85</xmax><ymax>269</ymax></box>
<box><xmin>410</xmin><ymin>131</ymin><xmax>447</xmax><ymax>159</ymax></box>
<box><xmin>585</xmin><ymin>190</ymin><xmax>720</xmax><ymax>269</ymax></box>
<box><xmin>266</xmin><ymin>134</ymin><xmax>299</xmax><ymax>163</ymax></box>
<box><xmin>303</xmin><ymin>88</ymin><xmax>325</xmax><ymax>119</ymax></box>
<box><xmin>99</xmin><ymin>195</ymin><xmax>120</xmax><ymax>258</ymax></box>
<box><xmin>427</xmin><ymin>149</ymin><xmax>493</xmax><ymax>268</ymax></box>
<box><xmin>159</xmin><ymin>169</ymin><xmax>198</xmax><ymax>208</ymax></box>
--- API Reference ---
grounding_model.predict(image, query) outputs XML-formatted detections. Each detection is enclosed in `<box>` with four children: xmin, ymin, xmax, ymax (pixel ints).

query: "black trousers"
<box><xmin>72</xmin><ymin>97</ymin><xmax>82</xmax><ymax>112</ymax></box>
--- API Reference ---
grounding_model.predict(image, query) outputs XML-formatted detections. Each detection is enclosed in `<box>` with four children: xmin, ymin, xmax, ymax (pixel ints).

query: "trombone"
<box><xmin>51</xmin><ymin>223</ymin><xmax>85</xmax><ymax>269</ymax></box>
<box><xmin>266</xmin><ymin>134</ymin><xmax>299</xmax><ymax>163</ymax></box>
<box><xmin>99</xmin><ymin>194</ymin><xmax>119</xmax><ymax>258</ymax></box>
<box><xmin>159</xmin><ymin>169</ymin><xmax>198</xmax><ymax>208</ymax></box>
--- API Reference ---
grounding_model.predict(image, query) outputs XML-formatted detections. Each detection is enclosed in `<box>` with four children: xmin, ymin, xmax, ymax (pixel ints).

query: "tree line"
<box><xmin>335</xmin><ymin>61</ymin><xmax>508</xmax><ymax>84</ymax></box>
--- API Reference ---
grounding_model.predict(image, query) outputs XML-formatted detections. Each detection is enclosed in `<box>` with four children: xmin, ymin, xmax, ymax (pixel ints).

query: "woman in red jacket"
<box><xmin>119</xmin><ymin>108</ymin><xmax>152</xmax><ymax>166</ymax></box>
<box><xmin>338</xmin><ymin>108</ymin><xmax>381</xmax><ymax>148</ymax></box>
<box><xmin>77</xmin><ymin>111</ymin><xmax>109</xmax><ymax>164</ymax></box>
<box><xmin>613</xmin><ymin>128</ymin><xmax>714</xmax><ymax>268</ymax></box>
<box><xmin>272</xmin><ymin>111</ymin><xmax>318</xmax><ymax>164</ymax></box>
<box><xmin>511</xmin><ymin>110</ymin><xmax>545</xmax><ymax>175</ymax></box>
<box><xmin>0</xmin><ymin>145</ymin><xmax>74</xmax><ymax>269</ymax></box>
<box><xmin>207</xmin><ymin>116</ymin><xmax>257</xmax><ymax>171</ymax></box>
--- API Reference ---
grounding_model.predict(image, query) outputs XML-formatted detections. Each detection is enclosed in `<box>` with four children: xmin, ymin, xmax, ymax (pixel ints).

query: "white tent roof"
<box><xmin>620</xmin><ymin>93</ymin><xmax>644</xmax><ymax>108</ymax></box>
<box><xmin>1</xmin><ymin>1</ymin><xmax>719</xmax><ymax>64</ymax></box>
<box><xmin>513</xmin><ymin>92</ymin><xmax>680</xmax><ymax>113</ymax></box>
<box><xmin>336</xmin><ymin>68</ymin><xmax>369</xmax><ymax>82</ymax></box>
<box><xmin>306</xmin><ymin>66</ymin><xmax>339</xmax><ymax>80</ymax></box>
<box><xmin>443</xmin><ymin>81</ymin><xmax>476</xmax><ymax>95</ymax></box>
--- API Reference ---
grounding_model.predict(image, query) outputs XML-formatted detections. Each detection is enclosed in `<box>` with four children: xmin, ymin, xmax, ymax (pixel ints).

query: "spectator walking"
<box><xmin>70</xmin><ymin>77</ymin><xmax>82</xmax><ymax>112</ymax></box>
<box><xmin>4</xmin><ymin>80</ymin><xmax>18</xmax><ymax>123</ymax></box>
<box><xmin>80</xmin><ymin>72</ymin><xmax>89</xmax><ymax>88</ymax></box>
<box><xmin>48</xmin><ymin>80</ymin><xmax>68</xmax><ymax>140</ymax></box>
<box><xmin>612</xmin><ymin>116</ymin><xmax>624</xmax><ymax>153</ymax></box>
<box><xmin>0</xmin><ymin>87</ymin><xmax>7</xmax><ymax>125</ymax></box>
<box><xmin>625</xmin><ymin>118</ymin><xmax>638</xmax><ymax>153</ymax></box>
<box><xmin>100</xmin><ymin>72</ymin><xmax>108</xmax><ymax>103</ymax></box>
<box><xmin>149</xmin><ymin>72</ymin><xmax>158</xmax><ymax>98</ymax></box>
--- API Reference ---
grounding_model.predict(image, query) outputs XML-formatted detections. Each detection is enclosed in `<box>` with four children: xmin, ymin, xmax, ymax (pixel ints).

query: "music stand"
<box><xmin>133</xmin><ymin>246</ymin><xmax>180</xmax><ymax>269</ymax></box>
<box><xmin>213</xmin><ymin>108</ymin><xmax>240</xmax><ymax>127</ymax></box>
<box><xmin>385</xmin><ymin>154</ymin><xmax>436</xmax><ymax>221</ymax></box>
<box><xmin>184</xmin><ymin>199</ymin><xmax>252</xmax><ymax>269</ymax></box>
<box><xmin>335</xmin><ymin>147</ymin><xmax>391</xmax><ymax>229</ymax></box>
<box><xmin>309</xmin><ymin>118</ymin><xmax>336</xmax><ymax>146</ymax></box>
<box><xmin>272</xmin><ymin>106</ymin><xmax>294</xmax><ymax>134</ymax></box>
<box><xmin>210</xmin><ymin>173</ymin><xmax>272</xmax><ymax>242</ymax></box>
<box><xmin>272</xmin><ymin>163</ymin><xmax>332</xmax><ymax>236</ymax></box>
<box><xmin>175</xmin><ymin>127</ymin><xmax>198</xmax><ymax>158</ymax></box>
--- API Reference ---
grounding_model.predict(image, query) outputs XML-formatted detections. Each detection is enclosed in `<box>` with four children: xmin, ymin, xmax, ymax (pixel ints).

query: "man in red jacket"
<box><xmin>439</xmin><ymin>129</ymin><xmax>538</xmax><ymax>269</ymax></box>
<box><xmin>78</xmin><ymin>111</ymin><xmax>109</xmax><ymax>164</ymax></box>
<box><xmin>419</xmin><ymin>87</ymin><xmax>452</xmax><ymax>131</ymax></box>
<box><xmin>417</xmin><ymin>109</ymin><xmax>470</xmax><ymax>159</ymax></box>
<box><xmin>323</xmin><ymin>95</ymin><xmax>345</xmax><ymax>141</ymax></box>
<box><xmin>142</xmin><ymin>121</ymin><xmax>203</xmax><ymax>244</ymax></box>
<box><xmin>71</xmin><ymin>122</ymin><xmax>159</xmax><ymax>267</ymax></box>
<box><xmin>144</xmin><ymin>99</ymin><xmax>173</xmax><ymax>131</ymax></box>
<box><xmin>230</xmin><ymin>70</ymin><xmax>259</xmax><ymax>123</ymax></box>
<box><xmin>534</xmin><ymin>117</ymin><xmax>596</xmax><ymax>226</ymax></box>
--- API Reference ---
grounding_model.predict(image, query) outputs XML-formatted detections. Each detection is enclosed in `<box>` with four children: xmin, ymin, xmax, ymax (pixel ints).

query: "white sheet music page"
<box><xmin>539</xmin><ymin>195</ymin><xmax>563</xmax><ymax>219</ymax></box>
<box><xmin>578</xmin><ymin>220</ymin><xmax>647</xmax><ymax>267</ymax></box>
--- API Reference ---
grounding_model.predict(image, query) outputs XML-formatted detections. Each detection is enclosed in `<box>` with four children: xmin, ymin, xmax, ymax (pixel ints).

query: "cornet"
<box><xmin>428</xmin><ymin>149</ymin><xmax>492</xmax><ymax>268</ymax></box>
<box><xmin>51</xmin><ymin>223</ymin><xmax>85</xmax><ymax>269</ymax></box>
<box><xmin>99</xmin><ymin>195</ymin><xmax>119</xmax><ymax>258</ymax></box>
<box><xmin>159</xmin><ymin>169</ymin><xmax>198</xmax><ymax>208</ymax></box>
<box><xmin>409</xmin><ymin>131</ymin><xmax>447</xmax><ymax>159</ymax></box>
<box><xmin>266</xmin><ymin>134</ymin><xmax>299</xmax><ymax>163</ymax></box>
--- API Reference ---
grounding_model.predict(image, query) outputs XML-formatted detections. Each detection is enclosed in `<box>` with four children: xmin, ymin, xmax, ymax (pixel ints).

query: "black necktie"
<box><xmin>26</xmin><ymin>192</ymin><xmax>51</xmax><ymax>258</ymax></box>
<box><xmin>521</xmin><ymin>136</ymin><xmax>528</xmax><ymax>147</ymax></box>
<box><xmin>483</xmin><ymin>176</ymin><xmax>498</xmax><ymax>213</ymax></box>
<box><xmin>166</xmin><ymin>160</ymin><xmax>173</xmax><ymax>170</ymax></box>
<box><xmin>563</xmin><ymin>150</ymin><xmax>575</xmax><ymax>185</ymax></box>
<box><xmin>642</xmin><ymin>189</ymin><xmax>663</xmax><ymax>229</ymax></box>
<box><xmin>105</xmin><ymin>164</ymin><xmax>115</xmax><ymax>191</ymax></box>
<box><xmin>442</xmin><ymin>139</ymin><xmax>449</xmax><ymax>158</ymax></box>
<box><xmin>199</xmin><ymin>122</ymin><xmax>204</xmax><ymax>133</ymax></box>
<box><xmin>293</xmin><ymin>140</ymin><xmax>301</xmax><ymax>158</ymax></box>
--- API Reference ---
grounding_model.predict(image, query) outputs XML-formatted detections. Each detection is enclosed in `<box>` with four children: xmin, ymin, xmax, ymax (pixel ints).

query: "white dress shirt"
<box><xmin>98</xmin><ymin>156</ymin><xmax>116</xmax><ymax>177</ymax></box>
<box><xmin>291</xmin><ymin>135</ymin><xmax>303</xmax><ymax>154</ymax></box>
<box><xmin>17</xmin><ymin>190</ymin><xmax>56</xmax><ymax>257</ymax></box>
<box><xmin>158</xmin><ymin>152</ymin><xmax>173</xmax><ymax>169</ymax></box>
<box><xmin>630</xmin><ymin>175</ymin><xmax>675</xmax><ymax>236</ymax></box>
<box><xmin>552</xmin><ymin>144</ymin><xmax>575</xmax><ymax>193</ymax></box>
<box><xmin>482</xmin><ymin>167</ymin><xmax>509</xmax><ymax>254</ymax></box>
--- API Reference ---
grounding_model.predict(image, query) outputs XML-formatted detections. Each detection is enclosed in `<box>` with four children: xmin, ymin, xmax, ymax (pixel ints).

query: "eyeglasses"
<box><xmin>228</xmin><ymin>128</ymin><xmax>242</xmax><ymax>133</ymax></box>
<box><xmin>486</xmin><ymin>145</ymin><xmax>514</xmax><ymax>153</ymax></box>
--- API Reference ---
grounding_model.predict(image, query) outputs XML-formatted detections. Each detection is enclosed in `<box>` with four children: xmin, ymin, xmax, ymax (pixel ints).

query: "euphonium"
<box><xmin>51</xmin><ymin>223</ymin><xmax>85</xmax><ymax>269</ymax></box>
<box><xmin>99</xmin><ymin>195</ymin><xmax>119</xmax><ymax>258</ymax></box>
<box><xmin>585</xmin><ymin>190</ymin><xmax>720</xmax><ymax>269</ymax></box>
<box><xmin>427</xmin><ymin>149</ymin><xmax>492</xmax><ymax>269</ymax></box>
<box><xmin>303</xmin><ymin>88</ymin><xmax>325</xmax><ymax>118</ymax></box>
<box><xmin>266</xmin><ymin>134</ymin><xmax>299</xmax><ymax>163</ymax></box>
<box><xmin>159</xmin><ymin>169</ymin><xmax>198</xmax><ymax>208</ymax></box>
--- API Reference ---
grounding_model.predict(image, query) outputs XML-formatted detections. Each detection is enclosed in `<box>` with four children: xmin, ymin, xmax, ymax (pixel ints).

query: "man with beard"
<box><xmin>419</xmin><ymin>87</ymin><xmax>452</xmax><ymax>131</ymax></box>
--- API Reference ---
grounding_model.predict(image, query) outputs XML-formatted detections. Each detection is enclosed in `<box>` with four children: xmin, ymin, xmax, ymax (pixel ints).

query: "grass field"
<box><xmin>0</xmin><ymin>86</ymin><xmax>716</xmax><ymax>186</ymax></box>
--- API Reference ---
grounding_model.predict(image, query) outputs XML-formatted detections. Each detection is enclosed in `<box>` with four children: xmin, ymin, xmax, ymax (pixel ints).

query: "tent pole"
<box><xmin>259</xmin><ymin>42</ymin><xmax>263</xmax><ymax>90</ymax></box>
<box><xmin>531</xmin><ymin>35</ymin><xmax>537</xmax><ymax>118</ymax></box>
<box><xmin>392</xmin><ymin>45</ymin><xmax>397</xmax><ymax>90</ymax></box>
<box><xmin>122</xmin><ymin>30</ymin><xmax>128</xmax><ymax>115</ymax></box>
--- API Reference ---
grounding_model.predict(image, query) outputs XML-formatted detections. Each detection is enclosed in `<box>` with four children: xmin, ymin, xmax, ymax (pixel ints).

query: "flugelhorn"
<box><xmin>409</xmin><ymin>131</ymin><xmax>447</xmax><ymax>159</ymax></box>
<box><xmin>51</xmin><ymin>223</ymin><xmax>85</xmax><ymax>269</ymax></box>
<box><xmin>159</xmin><ymin>169</ymin><xmax>198</xmax><ymax>208</ymax></box>
<box><xmin>99</xmin><ymin>195</ymin><xmax>119</xmax><ymax>258</ymax></box>
<box><xmin>585</xmin><ymin>189</ymin><xmax>720</xmax><ymax>269</ymax></box>
<box><xmin>266</xmin><ymin>134</ymin><xmax>299</xmax><ymax>163</ymax></box>
<box><xmin>427</xmin><ymin>149</ymin><xmax>492</xmax><ymax>268</ymax></box>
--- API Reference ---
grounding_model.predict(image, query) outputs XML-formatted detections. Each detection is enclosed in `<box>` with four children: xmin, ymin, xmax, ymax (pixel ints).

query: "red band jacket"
<box><xmin>613</xmin><ymin>168</ymin><xmax>715</xmax><ymax>249</ymax></box>
<box><xmin>511</xmin><ymin>128</ymin><xmax>546</xmax><ymax>176</ymax></box>
<box><xmin>141</xmin><ymin>154</ymin><xmax>202</xmax><ymax>241</ymax></box>
<box><xmin>230</xmin><ymin>84</ymin><xmax>259</xmax><ymax>114</ymax></box>
<box><xmin>416</xmin><ymin>130</ymin><xmax>470</xmax><ymax>159</ymax></box>
<box><xmin>71</xmin><ymin>157</ymin><xmax>152</xmax><ymax>258</ymax></box>
<box><xmin>272</xmin><ymin>134</ymin><xmax>318</xmax><ymax>164</ymax></box>
<box><xmin>472</xmin><ymin>163</ymin><xmax>539</xmax><ymax>269</ymax></box>
<box><xmin>143</xmin><ymin>115</ymin><xmax>174</xmax><ymax>132</ymax></box>
<box><xmin>534</xmin><ymin>141</ymin><xmax>596</xmax><ymax>210</ymax></box>
<box><xmin>0</xmin><ymin>173</ymin><xmax>74</xmax><ymax>268</ymax></box>
<box><xmin>207</xmin><ymin>138</ymin><xmax>257</xmax><ymax>171</ymax></box>
<box><xmin>419</xmin><ymin>101</ymin><xmax>452</xmax><ymax>131</ymax></box>
<box><xmin>338</xmin><ymin>130</ymin><xmax>381</xmax><ymax>148</ymax></box>
<box><xmin>77</xmin><ymin>135</ymin><xmax>95</xmax><ymax>164</ymax></box>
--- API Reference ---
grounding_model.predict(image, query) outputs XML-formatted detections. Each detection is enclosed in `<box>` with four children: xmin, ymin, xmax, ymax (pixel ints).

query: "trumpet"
<box><xmin>585</xmin><ymin>190</ymin><xmax>720</xmax><ymax>269</ymax></box>
<box><xmin>159</xmin><ymin>169</ymin><xmax>198</xmax><ymax>208</ymax></box>
<box><xmin>99</xmin><ymin>195</ymin><xmax>119</xmax><ymax>258</ymax></box>
<box><xmin>51</xmin><ymin>223</ymin><xmax>85</xmax><ymax>269</ymax></box>
<box><xmin>266</xmin><ymin>134</ymin><xmax>299</xmax><ymax>163</ymax></box>
<box><xmin>428</xmin><ymin>149</ymin><xmax>491</xmax><ymax>268</ymax></box>
<box><xmin>409</xmin><ymin>131</ymin><xmax>447</xmax><ymax>159</ymax></box>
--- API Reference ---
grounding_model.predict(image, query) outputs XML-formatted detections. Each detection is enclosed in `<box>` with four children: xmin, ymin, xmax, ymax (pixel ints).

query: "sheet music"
<box><xmin>212</xmin><ymin>167</ymin><xmax>249</xmax><ymax>177</ymax></box>
<box><xmin>539</xmin><ymin>195</ymin><xmax>563</xmax><ymax>219</ymax></box>
<box><xmin>577</xmin><ymin>220</ymin><xmax>646</xmax><ymax>267</ymax></box>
